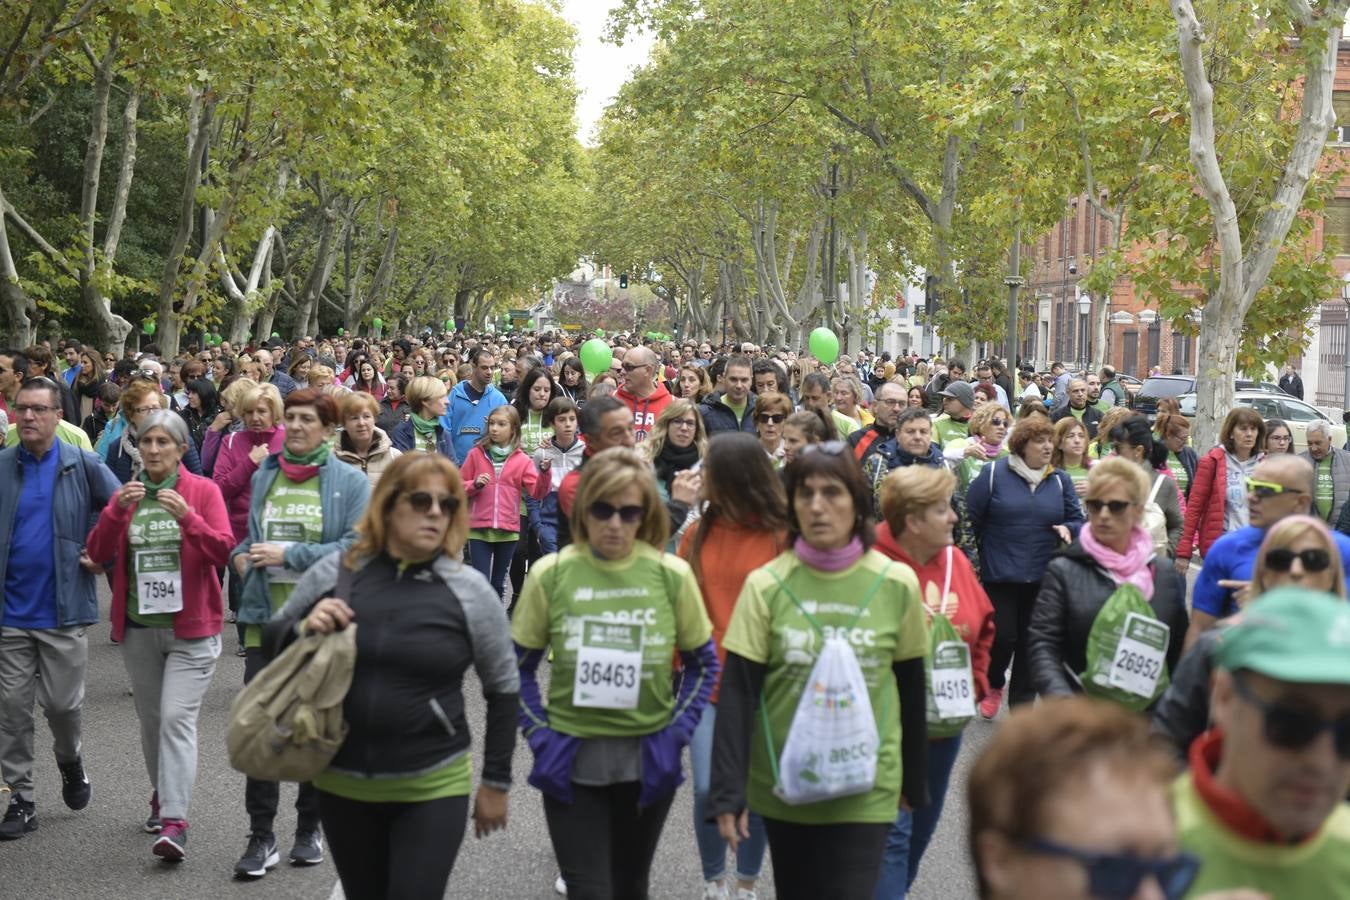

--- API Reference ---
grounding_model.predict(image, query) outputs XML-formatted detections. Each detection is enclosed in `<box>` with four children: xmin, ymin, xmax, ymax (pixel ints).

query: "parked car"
<box><xmin>1176</xmin><ymin>391</ymin><xmax>1348</xmax><ymax>453</ymax></box>
<box><xmin>1133</xmin><ymin>374</ymin><xmax>1284</xmax><ymax>417</ymax></box>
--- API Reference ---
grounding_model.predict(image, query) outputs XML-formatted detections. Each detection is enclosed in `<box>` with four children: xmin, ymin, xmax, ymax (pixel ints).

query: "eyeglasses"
<box><xmin>1246</xmin><ymin>478</ymin><xmax>1303</xmax><ymax>499</ymax></box>
<box><xmin>588</xmin><ymin>501</ymin><xmax>645</xmax><ymax>523</ymax></box>
<box><xmin>1263</xmin><ymin>547</ymin><xmax>1332</xmax><ymax>574</ymax></box>
<box><xmin>875</xmin><ymin>397</ymin><xmax>905</xmax><ymax>407</ymax></box>
<box><xmin>12</xmin><ymin>403</ymin><xmax>58</xmax><ymax>416</ymax></box>
<box><xmin>671</xmin><ymin>418</ymin><xmax>697</xmax><ymax>429</ymax></box>
<box><xmin>403</xmin><ymin>491</ymin><xmax>459</xmax><ymax>518</ymax></box>
<box><xmin>131</xmin><ymin>404</ymin><xmax>161</xmax><ymax>416</ymax></box>
<box><xmin>1021</xmin><ymin>838</ymin><xmax>1200</xmax><ymax>900</ymax></box>
<box><xmin>1232</xmin><ymin>671</ymin><xmax>1350</xmax><ymax>760</ymax></box>
<box><xmin>799</xmin><ymin>440</ymin><xmax>848</xmax><ymax>458</ymax></box>
<box><xmin>1084</xmin><ymin>499</ymin><xmax>1135</xmax><ymax>515</ymax></box>
<box><xmin>757</xmin><ymin>413</ymin><xmax>786</xmax><ymax>425</ymax></box>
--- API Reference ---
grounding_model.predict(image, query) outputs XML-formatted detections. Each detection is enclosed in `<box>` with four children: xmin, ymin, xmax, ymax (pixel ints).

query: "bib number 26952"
<box><xmin>573</xmin><ymin>618</ymin><xmax>644</xmax><ymax>710</ymax></box>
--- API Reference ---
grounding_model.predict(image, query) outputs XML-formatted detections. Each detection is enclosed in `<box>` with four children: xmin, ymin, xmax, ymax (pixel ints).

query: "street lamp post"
<box><xmin>1005</xmin><ymin>83</ymin><xmax>1025</xmax><ymax>389</ymax></box>
<box><xmin>1078</xmin><ymin>290</ymin><xmax>1092</xmax><ymax>372</ymax></box>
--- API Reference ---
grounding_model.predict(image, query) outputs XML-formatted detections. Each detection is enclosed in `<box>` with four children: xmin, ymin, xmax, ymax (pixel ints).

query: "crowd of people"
<box><xmin>0</xmin><ymin>328</ymin><xmax>1347</xmax><ymax>900</ymax></box>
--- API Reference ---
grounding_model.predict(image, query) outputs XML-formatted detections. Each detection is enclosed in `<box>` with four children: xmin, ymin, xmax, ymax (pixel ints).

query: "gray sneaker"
<box><xmin>289</xmin><ymin>829</ymin><xmax>323</xmax><ymax>866</ymax></box>
<box><xmin>234</xmin><ymin>834</ymin><xmax>279</xmax><ymax>879</ymax></box>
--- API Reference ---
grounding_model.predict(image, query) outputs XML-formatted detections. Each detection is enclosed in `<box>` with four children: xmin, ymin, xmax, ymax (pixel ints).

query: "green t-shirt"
<box><xmin>244</xmin><ymin>475</ymin><xmax>323</xmax><ymax>648</ymax></box>
<box><xmin>1172</xmin><ymin>773</ymin><xmax>1350</xmax><ymax>898</ymax></box>
<box><xmin>1063</xmin><ymin>464</ymin><xmax>1090</xmax><ymax>488</ymax></box>
<box><xmin>831</xmin><ymin>410</ymin><xmax>860</xmax><ymax>441</ymax></box>
<box><xmin>314</xmin><ymin>754</ymin><xmax>471</xmax><ymax>802</ymax></box>
<box><xmin>4</xmin><ymin>418</ymin><xmax>92</xmax><ymax>450</ymax></box>
<box><xmin>1092</xmin><ymin>397</ymin><xmax>1114</xmax><ymax>414</ymax></box>
<box><xmin>1317</xmin><ymin>456</ymin><xmax>1334</xmax><ymax>521</ymax></box>
<box><xmin>126</xmin><ymin>498</ymin><xmax>181</xmax><ymax>629</ymax></box>
<box><xmin>1069</xmin><ymin>406</ymin><xmax>1086</xmax><ymax>422</ymax></box>
<box><xmin>511</xmin><ymin>543</ymin><xmax>713</xmax><ymax>738</ymax></box>
<box><xmin>521</xmin><ymin>410</ymin><xmax>552</xmax><ymax>456</ymax></box>
<box><xmin>721</xmin><ymin>395</ymin><xmax>747</xmax><ymax>424</ymax></box>
<box><xmin>722</xmin><ymin>550</ymin><xmax>928</xmax><ymax>825</ymax></box>
<box><xmin>932</xmin><ymin>415</ymin><xmax>969</xmax><ymax>449</ymax></box>
<box><xmin>1167</xmin><ymin>452</ymin><xmax>1189</xmax><ymax>495</ymax></box>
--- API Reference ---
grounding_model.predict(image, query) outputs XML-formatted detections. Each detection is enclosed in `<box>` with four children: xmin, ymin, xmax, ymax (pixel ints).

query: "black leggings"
<box><xmin>242</xmin><ymin>648</ymin><xmax>320</xmax><ymax>837</ymax></box>
<box><xmin>984</xmin><ymin>581</ymin><xmax>1040</xmax><ymax>706</ymax></box>
<box><xmin>318</xmin><ymin>791</ymin><xmax>468</xmax><ymax>900</ymax></box>
<box><xmin>542</xmin><ymin>782</ymin><xmax>675</xmax><ymax>900</ymax></box>
<box><xmin>762</xmin><ymin>817</ymin><xmax>890</xmax><ymax>900</ymax></box>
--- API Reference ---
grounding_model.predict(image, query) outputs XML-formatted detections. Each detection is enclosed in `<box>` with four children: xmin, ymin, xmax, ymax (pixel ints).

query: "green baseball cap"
<box><xmin>1214</xmin><ymin>587</ymin><xmax>1350</xmax><ymax>685</ymax></box>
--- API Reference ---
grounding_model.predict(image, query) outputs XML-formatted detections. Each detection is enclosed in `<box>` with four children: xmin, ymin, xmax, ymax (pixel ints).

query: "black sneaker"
<box><xmin>144</xmin><ymin>791</ymin><xmax>161</xmax><ymax>833</ymax></box>
<box><xmin>0</xmin><ymin>797</ymin><xmax>36</xmax><ymax>840</ymax></box>
<box><xmin>289</xmin><ymin>828</ymin><xmax>323</xmax><ymax>866</ymax></box>
<box><xmin>57</xmin><ymin>757</ymin><xmax>90</xmax><ymax>810</ymax></box>
<box><xmin>233</xmin><ymin>833</ymin><xmax>279</xmax><ymax>879</ymax></box>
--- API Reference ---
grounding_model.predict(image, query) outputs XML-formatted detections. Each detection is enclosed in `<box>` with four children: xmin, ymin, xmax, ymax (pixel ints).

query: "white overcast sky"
<box><xmin>562</xmin><ymin>0</ymin><xmax>653</xmax><ymax>144</ymax></box>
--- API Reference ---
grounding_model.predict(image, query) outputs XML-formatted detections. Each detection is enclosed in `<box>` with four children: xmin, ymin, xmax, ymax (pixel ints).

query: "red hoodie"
<box><xmin>874</xmin><ymin>522</ymin><xmax>997</xmax><ymax>700</ymax></box>
<box><xmin>614</xmin><ymin>381</ymin><xmax>673</xmax><ymax>442</ymax></box>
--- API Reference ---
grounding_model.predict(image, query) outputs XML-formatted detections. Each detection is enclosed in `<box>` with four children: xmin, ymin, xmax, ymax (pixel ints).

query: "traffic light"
<box><xmin>619</xmin><ymin>272</ymin><xmax>629</xmax><ymax>289</ymax></box>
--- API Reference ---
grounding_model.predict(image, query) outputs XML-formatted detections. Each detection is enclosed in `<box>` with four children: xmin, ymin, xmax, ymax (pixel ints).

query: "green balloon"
<box><xmin>579</xmin><ymin>338</ymin><xmax>613</xmax><ymax>377</ymax></box>
<box><xmin>809</xmin><ymin>327</ymin><xmax>840</xmax><ymax>365</ymax></box>
<box><xmin>595</xmin><ymin>328</ymin><xmax>605</xmax><ymax>338</ymax></box>
<box><xmin>373</xmin><ymin>317</ymin><xmax>383</xmax><ymax>330</ymax></box>
<box><xmin>444</xmin><ymin>319</ymin><xmax>453</xmax><ymax>332</ymax></box>
<box><xmin>337</xmin><ymin>327</ymin><xmax>345</xmax><ymax>336</ymax></box>
<box><xmin>143</xmin><ymin>321</ymin><xmax>155</xmax><ymax>335</ymax></box>
<box><xmin>271</xmin><ymin>332</ymin><xmax>280</xmax><ymax>338</ymax></box>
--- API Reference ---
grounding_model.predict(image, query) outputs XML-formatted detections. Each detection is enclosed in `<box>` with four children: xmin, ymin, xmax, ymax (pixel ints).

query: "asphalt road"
<box><xmin>1</xmin><ymin>584</ymin><xmax>994</xmax><ymax>900</ymax></box>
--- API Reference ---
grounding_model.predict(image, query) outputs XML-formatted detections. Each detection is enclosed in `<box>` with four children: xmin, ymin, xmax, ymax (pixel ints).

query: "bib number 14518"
<box><xmin>573</xmin><ymin>618</ymin><xmax>644</xmax><ymax>710</ymax></box>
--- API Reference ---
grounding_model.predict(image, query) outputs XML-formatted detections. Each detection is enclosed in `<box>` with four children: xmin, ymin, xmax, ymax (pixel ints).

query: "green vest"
<box><xmin>722</xmin><ymin>550</ymin><xmax>928</xmax><ymax>825</ymax></box>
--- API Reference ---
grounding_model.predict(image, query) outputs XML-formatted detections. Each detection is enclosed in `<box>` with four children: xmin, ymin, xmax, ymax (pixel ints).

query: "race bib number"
<box><xmin>264</xmin><ymin>522</ymin><xmax>304</xmax><ymax>583</ymax></box>
<box><xmin>135</xmin><ymin>549</ymin><xmax>183</xmax><ymax>615</ymax></box>
<box><xmin>572</xmin><ymin>618</ymin><xmax>644</xmax><ymax>709</ymax></box>
<box><xmin>930</xmin><ymin>640</ymin><xmax>976</xmax><ymax>720</ymax></box>
<box><xmin>1108</xmin><ymin>612</ymin><xmax>1169</xmax><ymax>699</ymax></box>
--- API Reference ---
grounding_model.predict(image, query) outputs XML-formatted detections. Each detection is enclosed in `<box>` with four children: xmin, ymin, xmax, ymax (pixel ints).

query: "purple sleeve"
<box><xmin>514</xmin><ymin>642</ymin><xmax>550</xmax><ymax>737</ymax></box>
<box><xmin>670</xmin><ymin>639</ymin><xmax>719</xmax><ymax>741</ymax></box>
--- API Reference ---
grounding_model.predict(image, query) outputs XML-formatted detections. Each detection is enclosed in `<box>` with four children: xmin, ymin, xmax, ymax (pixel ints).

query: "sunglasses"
<box><xmin>800</xmin><ymin>440</ymin><xmax>848</xmax><ymax>458</ymax></box>
<box><xmin>1246</xmin><ymin>478</ymin><xmax>1302</xmax><ymax>499</ymax></box>
<box><xmin>1233</xmin><ymin>672</ymin><xmax>1350</xmax><ymax>759</ymax></box>
<box><xmin>588</xmin><ymin>501</ymin><xmax>645</xmax><ymax>523</ymax></box>
<box><xmin>1264</xmin><ymin>547</ymin><xmax>1332</xmax><ymax>573</ymax></box>
<box><xmin>990</xmin><ymin>417</ymin><xmax>1009</xmax><ymax>426</ymax></box>
<box><xmin>1022</xmin><ymin>838</ymin><xmax>1200</xmax><ymax>900</ymax></box>
<box><xmin>757</xmin><ymin>413</ymin><xmax>786</xmax><ymax>425</ymax></box>
<box><xmin>403</xmin><ymin>491</ymin><xmax>459</xmax><ymax>517</ymax></box>
<box><xmin>1084</xmin><ymin>499</ymin><xmax>1135</xmax><ymax>515</ymax></box>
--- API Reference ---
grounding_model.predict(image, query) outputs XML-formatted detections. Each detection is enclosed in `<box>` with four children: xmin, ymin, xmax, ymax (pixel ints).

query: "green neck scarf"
<box><xmin>283</xmin><ymin>443</ymin><xmax>331</xmax><ymax>466</ymax></box>
<box><xmin>488</xmin><ymin>443</ymin><xmax>512</xmax><ymax>462</ymax></box>
<box><xmin>411</xmin><ymin>412</ymin><xmax>439</xmax><ymax>437</ymax></box>
<box><xmin>138</xmin><ymin>467</ymin><xmax>179</xmax><ymax>498</ymax></box>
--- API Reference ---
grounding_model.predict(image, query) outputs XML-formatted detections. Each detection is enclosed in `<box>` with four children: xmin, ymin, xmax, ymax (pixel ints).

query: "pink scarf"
<box><xmin>794</xmin><ymin>536</ymin><xmax>865</xmax><ymax>572</ymax></box>
<box><xmin>1079</xmin><ymin>524</ymin><xmax>1155</xmax><ymax>601</ymax></box>
<box><xmin>977</xmin><ymin>437</ymin><xmax>1004</xmax><ymax>458</ymax></box>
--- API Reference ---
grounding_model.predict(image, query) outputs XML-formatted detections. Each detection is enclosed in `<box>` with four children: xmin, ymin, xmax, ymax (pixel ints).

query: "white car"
<box><xmin>1178</xmin><ymin>391</ymin><xmax>1347</xmax><ymax>453</ymax></box>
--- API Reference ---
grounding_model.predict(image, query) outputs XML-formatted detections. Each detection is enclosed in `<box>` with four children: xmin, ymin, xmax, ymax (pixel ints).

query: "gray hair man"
<box><xmin>1301</xmin><ymin>419</ymin><xmax>1350</xmax><ymax>528</ymax></box>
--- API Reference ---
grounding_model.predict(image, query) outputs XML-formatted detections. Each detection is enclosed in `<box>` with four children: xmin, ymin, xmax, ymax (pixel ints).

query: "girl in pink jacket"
<box><xmin>461</xmin><ymin>406</ymin><xmax>552</xmax><ymax>602</ymax></box>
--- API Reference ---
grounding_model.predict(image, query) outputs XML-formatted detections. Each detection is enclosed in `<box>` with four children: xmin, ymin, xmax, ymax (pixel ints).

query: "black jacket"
<box><xmin>1028</xmin><ymin>540</ymin><xmax>1189</xmax><ymax>702</ymax></box>
<box><xmin>1279</xmin><ymin>373</ymin><xmax>1304</xmax><ymax>400</ymax></box>
<box><xmin>1050</xmin><ymin>403</ymin><xmax>1105</xmax><ymax>440</ymax></box>
<box><xmin>377</xmin><ymin>395</ymin><xmax>410</xmax><ymax>434</ymax></box>
<box><xmin>1150</xmin><ymin>626</ymin><xmax>1223</xmax><ymax>761</ymax></box>
<box><xmin>698</xmin><ymin>391</ymin><xmax>757</xmax><ymax>435</ymax></box>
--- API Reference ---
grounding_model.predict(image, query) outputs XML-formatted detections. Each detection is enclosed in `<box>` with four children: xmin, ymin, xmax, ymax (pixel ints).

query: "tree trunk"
<box><xmin>292</xmin><ymin>197</ymin><xmax>345</xmax><ymax>341</ymax></box>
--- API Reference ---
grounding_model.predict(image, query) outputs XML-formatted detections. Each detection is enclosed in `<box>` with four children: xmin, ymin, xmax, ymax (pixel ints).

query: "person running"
<box><xmin>1152</xmin><ymin>514</ymin><xmax>1346</xmax><ymax>761</ymax></box>
<box><xmin>1172</xmin><ymin>588</ymin><xmax>1350</xmax><ymax>897</ymax></box>
<box><xmin>874</xmin><ymin>465</ymin><xmax>994</xmax><ymax>897</ymax></box>
<box><xmin>965</xmin><ymin>416</ymin><xmax>1085</xmax><ymax>717</ymax></box>
<box><xmin>1027</xmin><ymin>458</ymin><xmax>1189</xmax><ymax>710</ymax></box>
<box><xmin>0</xmin><ymin>377</ymin><xmax>120</xmax><ymax>841</ymax></box>
<box><xmin>1176</xmin><ymin>408</ymin><xmax>1265</xmax><ymax>575</ymax></box>
<box><xmin>460</xmin><ymin>406</ymin><xmax>552</xmax><ymax>603</ymax></box>
<box><xmin>709</xmin><ymin>444</ymin><xmax>929</xmax><ymax>900</ymax></box>
<box><xmin>85</xmin><ymin>410</ymin><xmax>234</xmax><ymax>860</ymax></box>
<box><xmin>969</xmin><ymin>697</ymin><xmax>1201</xmax><ymax>900</ymax></box>
<box><xmin>678</xmin><ymin>433</ymin><xmax>787</xmax><ymax>900</ymax></box>
<box><xmin>334</xmin><ymin>392</ymin><xmax>402</xmax><ymax>489</ymax></box>
<box><xmin>513</xmin><ymin>448</ymin><xmax>718</xmax><ymax>900</ymax></box>
<box><xmin>262</xmin><ymin>453</ymin><xmax>519</xmax><ymax>900</ymax></box>
<box><xmin>230</xmin><ymin>388</ymin><xmax>371</xmax><ymax>879</ymax></box>
<box><xmin>391</xmin><ymin>375</ymin><xmax>453</xmax><ymax>457</ymax></box>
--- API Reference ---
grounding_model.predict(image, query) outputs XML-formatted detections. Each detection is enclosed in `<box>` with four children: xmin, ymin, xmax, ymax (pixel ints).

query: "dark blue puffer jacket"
<box><xmin>964</xmin><ymin>455</ymin><xmax>1085</xmax><ymax>584</ymax></box>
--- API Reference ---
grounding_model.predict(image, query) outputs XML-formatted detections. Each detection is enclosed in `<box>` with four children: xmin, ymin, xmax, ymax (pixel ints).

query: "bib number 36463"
<box><xmin>1108</xmin><ymin>612</ymin><xmax>1169</xmax><ymax>699</ymax></box>
<box><xmin>931</xmin><ymin>640</ymin><xmax>976</xmax><ymax>720</ymax></box>
<box><xmin>573</xmin><ymin>618</ymin><xmax>644</xmax><ymax>710</ymax></box>
<box><xmin>135</xmin><ymin>549</ymin><xmax>183</xmax><ymax>615</ymax></box>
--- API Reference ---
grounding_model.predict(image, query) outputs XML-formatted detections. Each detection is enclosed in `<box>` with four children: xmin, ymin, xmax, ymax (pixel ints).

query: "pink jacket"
<box><xmin>461</xmin><ymin>445</ymin><xmax>551</xmax><ymax>532</ymax></box>
<box><xmin>212</xmin><ymin>427</ymin><xmax>286</xmax><ymax>541</ymax></box>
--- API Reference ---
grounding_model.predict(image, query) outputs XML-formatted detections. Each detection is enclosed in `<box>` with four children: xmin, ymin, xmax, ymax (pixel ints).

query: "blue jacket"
<box><xmin>440</xmin><ymin>381</ymin><xmax>507</xmax><ymax>463</ymax></box>
<box><xmin>698</xmin><ymin>391</ymin><xmax>756</xmax><ymax>435</ymax></box>
<box><xmin>1194</xmin><ymin>525</ymin><xmax>1350</xmax><ymax>619</ymax></box>
<box><xmin>231</xmin><ymin>453</ymin><xmax>371</xmax><ymax>624</ymax></box>
<box><xmin>964</xmin><ymin>456</ymin><xmax>1085</xmax><ymax>584</ymax></box>
<box><xmin>269</xmin><ymin>370</ymin><xmax>299</xmax><ymax>397</ymax></box>
<box><xmin>0</xmin><ymin>441</ymin><xmax>120</xmax><ymax>627</ymax></box>
<box><xmin>389</xmin><ymin>418</ymin><xmax>453</xmax><ymax>458</ymax></box>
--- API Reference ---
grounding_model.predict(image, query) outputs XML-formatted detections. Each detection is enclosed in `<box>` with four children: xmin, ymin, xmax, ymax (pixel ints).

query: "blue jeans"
<box><xmin>468</xmin><ymin>538</ymin><xmax>519</xmax><ymax>602</ymax></box>
<box><xmin>690</xmin><ymin>705</ymin><xmax>767</xmax><ymax>883</ymax></box>
<box><xmin>874</xmin><ymin>734</ymin><xmax>964</xmax><ymax>898</ymax></box>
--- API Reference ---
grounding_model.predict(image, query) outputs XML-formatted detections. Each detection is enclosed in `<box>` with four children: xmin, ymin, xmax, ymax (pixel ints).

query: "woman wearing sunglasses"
<box><xmin>754</xmin><ymin>392</ymin><xmax>792</xmax><ymax>467</ymax></box>
<box><xmin>709</xmin><ymin>443</ymin><xmax>929</xmax><ymax>900</ymax></box>
<box><xmin>1153</xmin><ymin>514</ymin><xmax>1348</xmax><ymax>761</ymax></box>
<box><xmin>952</xmin><ymin>403</ymin><xmax>1010</xmax><ymax>493</ymax></box>
<box><xmin>1027</xmin><ymin>458</ymin><xmax>1189</xmax><ymax>710</ymax></box>
<box><xmin>970</xmin><ymin>697</ymin><xmax>1203</xmax><ymax>900</ymax></box>
<box><xmin>261</xmin><ymin>452</ymin><xmax>518</xmax><ymax>900</ymax></box>
<box><xmin>512</xmin><ymin>448</ymin><xmax>718</xmax><ymax>900</ymax></box>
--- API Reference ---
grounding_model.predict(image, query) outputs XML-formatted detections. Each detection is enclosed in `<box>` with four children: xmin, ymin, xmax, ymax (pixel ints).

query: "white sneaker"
<box><xmin>735</xmin><ymin>889</ymin><xmax>758</xmax><ymax>900</ymax></box>
<box><xmin>703</xmin><ymin>881</ymin><xmax>728</xmax><ymax>899</ymax></box>
<box><xmin>554</xmin><ymin>875</ymin><xmax>567</xmax><ymax>895</ymax></box>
